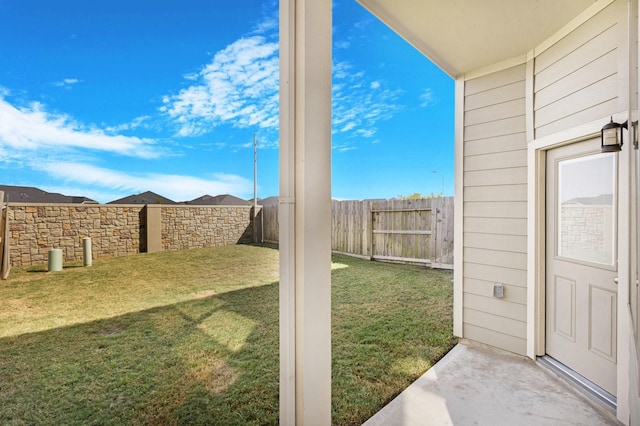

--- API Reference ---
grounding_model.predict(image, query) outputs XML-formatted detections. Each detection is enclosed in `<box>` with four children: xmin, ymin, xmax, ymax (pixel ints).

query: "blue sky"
<box><xmin>0</xmin><ymin>0</ymin><xmax>454</xmax><ymax>203</ymax></box>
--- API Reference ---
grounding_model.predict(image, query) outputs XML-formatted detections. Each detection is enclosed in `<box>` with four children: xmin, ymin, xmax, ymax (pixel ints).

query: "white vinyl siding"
<box><xmin>463</xmin><ymin>64</ymin><xmax>528</xmax><ymax>355</ymax></box>
<box><xmin>459</xmin><ymin>1</ymin><xmax>627</xmax><ymax>357</ymax></box>
<box><xmin>534</xmin><ymin>1</ymin><xmax>623</xmax><ymax>138</ymax></box>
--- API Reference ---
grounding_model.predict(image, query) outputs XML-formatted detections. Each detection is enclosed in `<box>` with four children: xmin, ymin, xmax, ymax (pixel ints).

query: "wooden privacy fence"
<box><xmin>262</xmin><ymin>197</ymin><xmax>454</xmax><ymax>268</ymax></box>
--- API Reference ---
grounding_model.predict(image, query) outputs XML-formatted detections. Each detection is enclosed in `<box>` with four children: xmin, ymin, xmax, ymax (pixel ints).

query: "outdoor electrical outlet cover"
<box><xmin>493</xmin><ymin>283</ymin><xmax>504</xmax><ymax>298</ymax></box>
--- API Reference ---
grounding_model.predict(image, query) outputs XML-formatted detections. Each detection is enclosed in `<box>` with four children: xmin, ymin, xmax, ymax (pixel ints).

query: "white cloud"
<box><xmin>41</xmin><ymin>162</ymin><xmax>253</xmax><ymax>203</ymax></box>
<box><xmin>332</xmin><ymin>141</ymin><xmax>356</xmax><ymax>152</ymax></box>
<box><xmin>354</xmin><ymin>128</ymin><xmax>377</xmax><ymax>138</ymax></box>
<box><xmin>53</xmin><ymin>78</ymin><xmax>81</xmax><ymax>89</ymax></box>
<box><xmin>332</xmin><ymin>61</ymin><xmax>400</xmax><ymax>140</ymax></box>
<box><xmin>0</xmin><ymin>97</ymin><xmax>158</xmax><ymax>158</ymax></box>
<box><xmin>162</xmin><ymin>19</ymin><xmax>402</xmax><ymax>146</ymax></box>
<box><xmin>254</xmin><ymin>16</ymin><xmax>277</xmax><ymax>34</ymax></box>
<box><xmin>104</xmin><ymin>115</ymin><xmax>152</xmax><ymax>133</ymax></box>
<box><xmin>419</xmin><ymin>88</ymin><xmax>435</xmax><ymax>107</ymax></box>
<box><xmin>162</xmin><ymin>35</ymin><xmax>279</xmax><ymax>137</ymax></box>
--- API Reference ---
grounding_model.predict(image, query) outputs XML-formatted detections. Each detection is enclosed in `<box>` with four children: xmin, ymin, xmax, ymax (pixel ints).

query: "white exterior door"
<box><xmin>546</xmin><ymin>138</ymin><xmax>618</xmax><ymax>396</ymax></box>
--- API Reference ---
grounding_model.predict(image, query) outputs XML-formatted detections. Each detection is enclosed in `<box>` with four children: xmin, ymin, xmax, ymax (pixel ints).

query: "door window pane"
<box><xmin>557</xmin><ymin>153</ymin><xmax>616</xmax><ymax>267</ymax></box>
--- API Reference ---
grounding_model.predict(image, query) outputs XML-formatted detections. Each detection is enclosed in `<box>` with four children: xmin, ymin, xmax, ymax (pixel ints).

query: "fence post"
<box><xmin>0</xmin><ymin>191</ymin><xmax>9</xmax><ymax>279</ymax></box>
<box><xmin>146</xmin><ymin>205</ymin><xmax>162</xmax><ymax>253</ymax></box>
<box><xmin>363</xmin><ymin>200</ymin><xmax>372</xmax><ymax>259</ymax></box>
<box><xmin>370</xmin><ymin>207</ymin><xmax>375</xmax><ymax>259</ymax></box>
<box><xmin>430</xmin><ymin>198</ymin><xmax>437</xmax><ymax>267</ymax></box>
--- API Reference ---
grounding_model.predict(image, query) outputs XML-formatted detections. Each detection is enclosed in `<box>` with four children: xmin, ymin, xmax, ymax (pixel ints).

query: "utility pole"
<box><xmin>253</xmin><ymin>133</ymin><xmax>258</xmax><ymax>243</ymax></box>
<box><xmin>254</xmin><ymin>133</ymin><xmax>258</xmax><ymax>208</ymax></box>
<box><xmin>433</xmin><ymin>170</ymin><xmax>445</xmax><ymax>196</ymax></box>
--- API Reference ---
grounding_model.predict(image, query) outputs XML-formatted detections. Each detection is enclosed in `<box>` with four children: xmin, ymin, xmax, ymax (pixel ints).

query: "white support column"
<box><xmin>453</xmin><ymin>78</ymin><xmax>464</xmax><ymax>337</ymax></box>
<box><xmin>279</xmin><ymin>0</ymin><xmax>332</xmax><ymax>424</ymax></box>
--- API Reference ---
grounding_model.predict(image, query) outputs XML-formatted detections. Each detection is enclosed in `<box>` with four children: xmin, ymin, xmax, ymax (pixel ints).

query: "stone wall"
<box><xmin>161</xmin><ymin>206</ymin><xmax>255</xmax><ymax>251</ymax></box>
<box><xmin>7</xmin><ymin>203</ymin><xmax>257</xmax><ymax>267</ymax></box>
<box><xmin>560</xmin><ymin>204</ymin><xmax>614</xmax><ymax>265</ymax></box>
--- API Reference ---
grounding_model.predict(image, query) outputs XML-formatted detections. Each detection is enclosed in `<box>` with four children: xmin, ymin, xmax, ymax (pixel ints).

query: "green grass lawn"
<box><xmin>0</xmin><ymin>244</ymin><xmax>455</xmax><ymax>425</ymax></box>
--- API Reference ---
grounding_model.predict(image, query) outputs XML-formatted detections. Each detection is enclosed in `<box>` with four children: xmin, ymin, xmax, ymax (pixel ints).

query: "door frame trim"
<box><xmin>527</xmin><ymin>114</ymin><xmax>631</xmax><ymax>421</ymax></box>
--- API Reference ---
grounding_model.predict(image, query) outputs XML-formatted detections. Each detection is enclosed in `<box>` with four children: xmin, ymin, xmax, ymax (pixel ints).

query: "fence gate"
<box><xmin>371</xmin><ymin>207</ymin><xmax>438</xmax><ymax>265</ymax></box>
<box><xmin>261</xmin><ymin>197</ymin><xmax>454</xmax><ymax>268</ymax></box>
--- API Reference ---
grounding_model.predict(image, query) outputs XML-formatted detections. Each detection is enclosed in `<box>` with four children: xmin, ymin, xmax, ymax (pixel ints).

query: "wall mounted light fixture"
<box><xmin>601</xmin><ymin>117</ymin><xmax>627</xmax><ymax>153</ymax></box>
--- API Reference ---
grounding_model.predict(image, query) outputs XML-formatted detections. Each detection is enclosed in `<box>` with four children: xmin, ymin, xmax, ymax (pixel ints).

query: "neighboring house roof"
<box><xmin>357</xmin><ymin>0</ymin><xmax>595</xmax><ymax>77</ymax></box>
<box><xmin>0</xmin><ymin>185</ymin><xmax>98</xmax><ymax>204</ymax></box>
<box><xmin>107</xmin><ymin>191</ymin><xmax>177</xmax><ymax>205</ymax></box>
<box><xmin>258</xmin><ymin>196</ymin><xmax>279</xmax><ymax>205</ymax></box>
<box><xmin>188</xmin><ymin>194</ymin><xmax>250</xmax><ymax>206</ymax></box>
<box><xmin>564</xmin><ymin>194</ymin><xmax>613</xmax><ymax>206</ymax></box>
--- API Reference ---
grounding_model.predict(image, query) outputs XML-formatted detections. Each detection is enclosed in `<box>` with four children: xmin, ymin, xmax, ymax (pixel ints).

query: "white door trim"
<box><xmin>527</xmin><ymin>114</ymin><xmax>632</xmax><ymax>423</ymax></box>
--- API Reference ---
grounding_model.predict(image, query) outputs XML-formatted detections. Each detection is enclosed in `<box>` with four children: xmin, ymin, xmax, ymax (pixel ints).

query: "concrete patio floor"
<box><xmin>363</xmin><ymin>340</ymin><xmax>622</xmax><ymax>426</ymax></box>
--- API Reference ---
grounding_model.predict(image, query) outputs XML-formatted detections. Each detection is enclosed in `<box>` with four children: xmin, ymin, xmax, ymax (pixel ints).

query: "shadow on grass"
<box><xmin>0</xmin><ymin>282</ymin><xmax>280</xmax><ymax>426</ymax></box>
<box><xmin>0</xmin><ymin>255</ymin><xmax>455</xmax><ymax>426</ymax></box>
<box><xmin>26</xmin><ymin>265</ymin><xmax>84</xmax><ymax>273</ymax></box>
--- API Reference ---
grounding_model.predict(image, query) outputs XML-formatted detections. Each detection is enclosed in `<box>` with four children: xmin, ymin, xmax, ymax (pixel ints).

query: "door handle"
<box><xmin>614</xmin><ymin>277</ymin><xmax>619</xmax><ymax>284</ymax></box>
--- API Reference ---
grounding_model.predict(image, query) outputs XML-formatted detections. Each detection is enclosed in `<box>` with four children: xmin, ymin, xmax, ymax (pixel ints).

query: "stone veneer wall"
<box><xmin>161</xmin><ymin>206</ymin><xmax>255</xmax><ymax>251</ymax></box>
<box><xmin>560</xmin><ymin>204</ymin><xmax>613</xmax><ymax>265</ymax></box>
<box><xmin>7</xmin><ymin>204</ymin><xmax>256</xmax><ymax>267</ymax></box>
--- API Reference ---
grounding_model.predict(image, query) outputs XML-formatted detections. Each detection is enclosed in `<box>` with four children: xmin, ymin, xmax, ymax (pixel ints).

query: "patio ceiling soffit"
<box><xmin>357</xmin><ymin>0</ymin><xmax>600</xmax><ymax>78</ymax></box>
